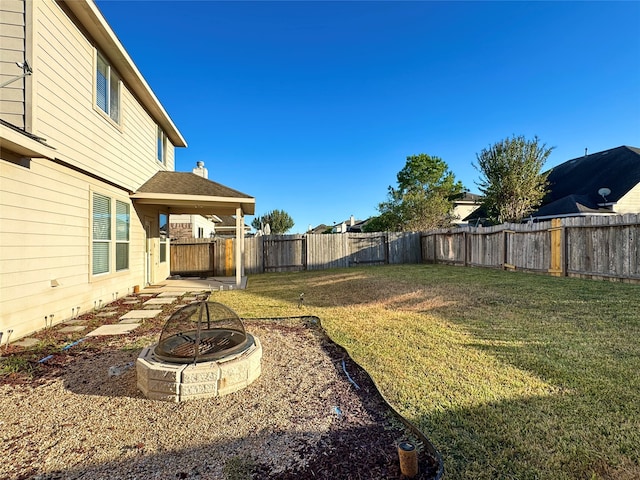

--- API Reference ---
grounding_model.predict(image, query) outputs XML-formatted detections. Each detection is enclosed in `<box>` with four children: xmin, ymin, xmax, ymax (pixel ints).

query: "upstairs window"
<box><xmin>157</xmin><ymin>126</ymin><xmax>167</xmax><ymax>164</ymax></box>
<box><xmin>96</xmin><ymin>52</ymin><xmax>120</xmax><ymax>123</ymax></box>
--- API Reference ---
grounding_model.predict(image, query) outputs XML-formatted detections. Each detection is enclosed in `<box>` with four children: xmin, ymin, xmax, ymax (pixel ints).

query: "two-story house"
<box><xmin>0</xmin><ymin>0</ymin><xmax>254</xmax><ymax>340</ymax></box>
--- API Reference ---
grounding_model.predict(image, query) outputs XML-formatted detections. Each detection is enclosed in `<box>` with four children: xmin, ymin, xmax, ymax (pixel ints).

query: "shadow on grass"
<box><xmin>233</xmin><ymin>267</ymin><xmax>640</xmax><ymax>479</ymax></box>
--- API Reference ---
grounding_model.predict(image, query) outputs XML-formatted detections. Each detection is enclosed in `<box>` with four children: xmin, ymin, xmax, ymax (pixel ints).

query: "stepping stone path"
<box><xmin>58</xmin><ymin>326</ymin><xmax>86</xmax><ymax>333</ymax></box>
<box><xmin>86</xmin><ymin>324</ymin><xmax>140</xmax><ymax>336</ymax></box>
<box><xmin>12</xmin><ymin>338</ymin><xmax>40</xmax><ymax>348</ymax></box>
<box><xmin>63</xmin><ymin>319</ymin><xmax>86</xmax><ymax>325</ymax></box>
<box><xmin>119</xmin><ymin>318</ymin><xmax>143</xmax><ymax>325</ymax></box>
<box><xmin>120</xmin><ymin>310</ymin><xmax>163</xmax><ymax>320</ymax></box>
<box><xmin>143</xmin><ymin>298</ymin><xmax>175</xmax><ymax>305</ymax></box>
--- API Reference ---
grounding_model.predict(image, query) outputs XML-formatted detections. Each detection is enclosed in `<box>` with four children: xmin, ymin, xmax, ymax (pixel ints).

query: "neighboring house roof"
<box><xmin>346</xmin><ymin>219</ymin><xmax>369</xmax><ymax>232</ymax></box>
<box><xmin>308</xmin><ymin>224</ymin><xmax>331</xmax><ymax>234</ymax></box>
<box><xmin>465</xmin><ymin>146</ymin><xmax>640</xmax><ymax>222</ymax></box>
<box><xmin>454</xmin><ymin>192</ymin><xmax>482</xmax><ymax>203</ymax></box>
<box><xmin>531</xmin><ymin>145</ymin><xmax>640</xmax><ymax>219</ymax></box>
<box><xmin>131</xmin><ymin>171</ymin><xmax>256</xmax><ymax>215</ymax></box>
<box><xmin>214</xmin><ymin>215</ymin><xmax>251</xmax><ymax>232</ymax></box>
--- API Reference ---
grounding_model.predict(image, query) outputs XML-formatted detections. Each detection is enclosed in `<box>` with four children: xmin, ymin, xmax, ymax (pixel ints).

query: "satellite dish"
<box><xmin>598</xmin><ymin>187</ymin><xmax>611</xmax><ymax>200</ymax></box>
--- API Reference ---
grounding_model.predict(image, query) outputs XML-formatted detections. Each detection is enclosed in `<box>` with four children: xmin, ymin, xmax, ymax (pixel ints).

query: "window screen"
<box><xmin>93</xmin><ymin>193</ymin><xmax>111</xmax><ymax>275</ymax></box>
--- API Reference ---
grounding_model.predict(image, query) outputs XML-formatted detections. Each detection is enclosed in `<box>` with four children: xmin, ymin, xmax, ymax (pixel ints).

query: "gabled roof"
<box><xmin>63</xmin><ymin>1</ymin><xmax>186</xmax><ymax>147</ymax></box>
<box><xmin>214</xmin><ymin>215</ymin><xmax>251</xmax><ymax>231</ymax></box>
<box><xmin>532</xmin><ymin>194</ymin><xmax>610</xmax><ymax>218</ymax></box>
<box><xmin>544</xmin><ymin>146</ymin><xmax>640</xmax><ymax>203</ymax></box>
<box><xmin>131</xmin><ymin>171</ymin><xmax>255</xmax><ymax>215</ymax></box>
<box><xmin>530</xmin><ymin>145</ymin><xmax>640</xmax><ymax>218</ymax></box>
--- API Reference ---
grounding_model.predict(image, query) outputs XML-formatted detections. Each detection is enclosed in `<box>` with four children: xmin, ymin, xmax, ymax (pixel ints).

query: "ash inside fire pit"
<box><xmin>154</xmin><ymin>300</ymin><xmax>250</xmax><ymax>364</ymax></box>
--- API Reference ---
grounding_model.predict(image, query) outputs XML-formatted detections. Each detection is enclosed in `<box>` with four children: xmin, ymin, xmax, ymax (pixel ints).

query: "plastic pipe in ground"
<box><xmin>398</xmin><ymin>441</ymin><xmax>419</xmax><ymax>478</ymax></box>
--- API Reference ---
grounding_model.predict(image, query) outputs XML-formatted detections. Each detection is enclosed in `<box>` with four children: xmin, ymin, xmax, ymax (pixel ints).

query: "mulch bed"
<box><xmin>1</xmin><ymin>295</ymin><xmax>441</xmax><ymax>479</ymax></box>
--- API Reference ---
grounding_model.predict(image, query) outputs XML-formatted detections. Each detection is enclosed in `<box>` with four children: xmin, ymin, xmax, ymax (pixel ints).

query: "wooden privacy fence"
<box><xmin>171</xmin><ymin>215</ymin><xmax>640</xmax><ymax>282</ymax></box>
<box><xmin>171</xmin><ymin>232</ymin><xmax>422</xmax><ymax>276</ymax></box>
<box><xmin>421</xmin><ymin>214</ymin><xmax>640</xmax><ymax>281</ymax></box>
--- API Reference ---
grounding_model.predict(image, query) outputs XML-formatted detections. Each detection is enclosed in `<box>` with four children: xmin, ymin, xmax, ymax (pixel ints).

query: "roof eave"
<box><xmin>0</xmin><ymin>123</ymin><xmax>56</xmax><ymax>159</ymax></box>
<box><xmin>63</xmin><ymin>1</ymin><xmax>187</xmax><ymax>148</ymax></box>
<box><xmin>130</xmin><ymin>192</ymin><xmax>256</xmax><ymax>216</ymax></box>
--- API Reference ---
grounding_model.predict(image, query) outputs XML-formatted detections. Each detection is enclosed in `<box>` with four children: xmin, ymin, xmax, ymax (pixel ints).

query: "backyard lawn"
<box><xmin>221</xmin><ymin>264</ymin><xmax>640</xmax><ymax>480</ymax></box>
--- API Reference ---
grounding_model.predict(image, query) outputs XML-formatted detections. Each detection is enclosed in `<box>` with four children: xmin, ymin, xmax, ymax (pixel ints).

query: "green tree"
<box><xmin>251</xmin><ymin>209</ymin><xmax>294</xmax><ymax>234</ymax></box>
<box><xmin>474</xmin><ymin>135</ymin><xmax>553</xmax><ymax>223</ymax></box>
<box><xmin>369</xmin><ymin>153</ymin><xmax>465</xmax><ymax>232</ymax></box>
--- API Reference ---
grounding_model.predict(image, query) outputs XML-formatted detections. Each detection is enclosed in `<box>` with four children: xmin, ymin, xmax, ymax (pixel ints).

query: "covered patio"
<box><xmin>130</xmin><ymin>171</ymin><xmax>255</xmax><ymax>287</ymax></box>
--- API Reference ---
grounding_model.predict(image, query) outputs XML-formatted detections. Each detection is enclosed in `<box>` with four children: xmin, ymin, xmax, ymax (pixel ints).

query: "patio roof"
<box><xmin>130</xmin><ymin>171</ymin><xmax>255</xmax><ymax>216</ymax></box>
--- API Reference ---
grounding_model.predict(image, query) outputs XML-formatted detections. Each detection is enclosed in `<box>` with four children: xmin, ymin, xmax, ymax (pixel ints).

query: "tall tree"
<box><xmin>474</xmin><ymin>135</ymin><xmax>553</xmax><ymax>223</ymax></box>
<box><xmin>367</xmin><ymin>153</ymin><xmax>465</xmax><ymax>232</ymax></box>
<box><xmin>251</xmin><ymin>209</ymin><xmax>294</xmax><ymax>234</ymax></box>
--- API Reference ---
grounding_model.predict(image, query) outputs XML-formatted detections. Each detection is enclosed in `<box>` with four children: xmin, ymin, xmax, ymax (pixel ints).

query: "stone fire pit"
<box><xmin>137</xmin><ymin>300</ymin><xmax>262</xmax><ymax>402</ymax></box>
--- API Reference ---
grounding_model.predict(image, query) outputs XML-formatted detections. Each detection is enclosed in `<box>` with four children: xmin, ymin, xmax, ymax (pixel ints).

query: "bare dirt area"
<box><xmin>1</xmin><ymin>299</ymin><xmax>438</xmax><ymax>480</ymax></box>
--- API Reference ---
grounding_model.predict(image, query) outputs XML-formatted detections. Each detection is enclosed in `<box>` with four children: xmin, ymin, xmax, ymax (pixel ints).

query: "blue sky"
<box><xmin>96</xmin><ymin>1</ymin><xmax>640</xmax><ymax>233</ymax></box>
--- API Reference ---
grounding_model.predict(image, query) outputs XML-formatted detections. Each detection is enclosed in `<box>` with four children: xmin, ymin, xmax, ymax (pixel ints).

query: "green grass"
<box><xmin>218</xmin><ymin>265</ymin><xmax>640</xmax><ymax>480</ymax></box>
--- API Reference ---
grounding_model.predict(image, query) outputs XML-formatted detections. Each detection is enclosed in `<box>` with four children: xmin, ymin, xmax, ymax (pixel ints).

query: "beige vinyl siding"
<box><xmin>0</xmin><ymin>0</ymin><xmax>26</xmax><ymax>127</ymax></box>
<box><xmin>0</xmin><ymin>157</ymin><xmax>147</xmax><ymax>340</ymax></box>
<box><xmin>32</xmin><ymin>0</ymin><xmax>176</xmax><ymax>191</ymax></box>
<box><xmin>615</xmin><ymin>183</ymin><xmax>640</xmax><ymax>214</ymax></box>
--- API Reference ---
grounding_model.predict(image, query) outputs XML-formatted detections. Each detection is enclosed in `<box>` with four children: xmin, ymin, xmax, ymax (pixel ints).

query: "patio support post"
<box><xmin>235</xmin><ymin>207</ymin><xmax>242</xmax><ymax>286</ymax></box>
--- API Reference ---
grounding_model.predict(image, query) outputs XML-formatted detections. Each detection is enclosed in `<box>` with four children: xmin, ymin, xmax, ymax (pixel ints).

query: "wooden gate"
<box><xmin>263</xmin><ymin>235</ymin><xmax>306</xmax><ymax>272</ymax></box>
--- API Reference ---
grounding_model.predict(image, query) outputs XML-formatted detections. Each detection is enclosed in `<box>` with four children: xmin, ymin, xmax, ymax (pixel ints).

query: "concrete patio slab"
<box><xmin>86</xmin><ymin>324</ymin><xmax>140</xmax><ymax>336</ymax></box>
<box><xmin>141</xmin><ymin>276</ymin><xmax>247</xmax><ymax>294</ymax></box>
<box><xmin>96</xmin><ymin>311</ymin><xmax>118</xmax><ymax>317</ymax></box>
<box><xmin>120</xmin><ymin>310</ymin><xmax>162</xmax><ymax>320</ymax></box>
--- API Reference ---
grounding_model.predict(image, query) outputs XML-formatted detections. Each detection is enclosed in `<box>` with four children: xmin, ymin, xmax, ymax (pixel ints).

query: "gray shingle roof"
<box><xmin>136</xmin><ymin>171</ymin><xmax>253</xmax><ymax>199</ymax></box>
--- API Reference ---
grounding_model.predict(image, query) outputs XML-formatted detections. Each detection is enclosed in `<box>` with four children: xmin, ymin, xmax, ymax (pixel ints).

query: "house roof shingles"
<box><xmin>136</xmin><ymin>171</ymin><xmax>252</xmax><ymax>199</ymax></box>
<box><xmin>465</xmin><ymin>145</ymin><xmax>640</xmax><ymax>222</ymax></box>
<box><xmin>132</xmin><ymin>172</ymin><xmax>255</xmax><ymax>216</ymax></box>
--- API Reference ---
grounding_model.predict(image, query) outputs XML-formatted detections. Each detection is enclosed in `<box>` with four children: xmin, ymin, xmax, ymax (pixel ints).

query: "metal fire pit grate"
<box><xmin>154</xmin><ymin>300</ymin><xmax>249</xmax><ymax>364</ymax></box>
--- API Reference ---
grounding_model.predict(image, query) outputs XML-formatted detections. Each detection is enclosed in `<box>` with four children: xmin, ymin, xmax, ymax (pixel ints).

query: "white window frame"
<box><xmin>92</xmin><ymin>192</ymin><xmax>130</xmax><ymax>277</ymax></box>
<box><xmin>96</xmin><ymin>51</ymin><xmax>121</xmax><ymax>124</ymax></box>
<box><xmin>157</xmin><ymin>125</ymin><xmax>167</xmax><ymax>164</ymax></box>
<box><xmin>115</xmin><ymin>200</ymin><xmax>130</xmax><ymax>272</ymax></box>
<box><xmin>159</xmin><ymin>212</ymin><xmax>168</xmax><ymax>263</ymax></box>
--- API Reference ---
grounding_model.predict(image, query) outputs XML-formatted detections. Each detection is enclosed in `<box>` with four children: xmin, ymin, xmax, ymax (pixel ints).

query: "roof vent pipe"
<box><xmin>585</xmin><ymin>148</ymin><xmax>588</xmax><ymax>156</ymax></box>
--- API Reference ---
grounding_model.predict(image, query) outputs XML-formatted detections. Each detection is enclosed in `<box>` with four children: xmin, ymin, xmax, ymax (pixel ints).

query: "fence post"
<box><xmin>385</xmin><ymin>232</ymin><xmax>390</xmax><ymax>264</ymax></box>
<box><xmin>433</xmin><ymin>233</ymin><xmax>437</xmax><ymax>264</ymax></box>
<box><xmin>463</xmin><ymin>231</ymin><xmax>468</xmax><ymax>267</ymax></box>
<box><xmin>549</xmin><ymin>218</ymin><xmax>563</xmax><ymax>276</ymax></box>
<box><xmin>225</xmin><ymin>238</ymin><xmax>234</xmax><ymax>276</ymax></box>
<box><xmin>209</xmin><ymin>241</ymin><xmax>215</xmax><ymax>276</ymax></box>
